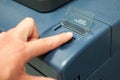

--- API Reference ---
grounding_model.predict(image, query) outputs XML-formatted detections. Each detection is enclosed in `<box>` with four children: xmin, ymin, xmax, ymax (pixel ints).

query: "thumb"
<box><xmin>14</xmin><ymin>17</ymin><xmax>39</xmax><ymax>41</ymax></box>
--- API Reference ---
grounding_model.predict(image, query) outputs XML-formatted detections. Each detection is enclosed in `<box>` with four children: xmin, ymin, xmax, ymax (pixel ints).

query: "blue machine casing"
<box><xmin>36</xmin><ymin>20</ymin><xmax>111</xmax><ymax>80</ymax></box>
<box><xmin>0</xmin><ymin>0</ymin><xmax>120</xmax><ymax>80</ymax></box>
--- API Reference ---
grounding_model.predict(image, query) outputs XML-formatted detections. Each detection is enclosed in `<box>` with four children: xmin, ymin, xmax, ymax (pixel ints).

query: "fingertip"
<box><xmin>34</xmin><ymin>76</ymin><xmax>55</xmax><ymax>80</ymax></box>
<box><xmin>65</xmin><ymin>32</ymin><xmax>73</xmax><ymax>38</ymax></box>
<box><xmin>22</xmin><ymin>17</ymin><xmax>35</xmax><ymax>25</ymax></box>
<box><xmin>24</xmin><ymin>17</ymin><xmax>34</xmax><ymax>22</ymax></box>
<box><xmin>60</xmin><ymin>32</ymin><xmax>73</xmax><ymax>41</ymax></box>
<box><xmin>45</xmin><ymin>77</ymin><xmax>56</xmax><ymax>80</ymax></box>
<box><xmin>17</xmin><ymin>17</ymin><xmax>35</xmax><ymax>27</ymax></box>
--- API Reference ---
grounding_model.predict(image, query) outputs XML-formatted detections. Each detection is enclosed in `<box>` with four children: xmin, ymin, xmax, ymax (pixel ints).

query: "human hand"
<box><xmin>0</xmin><ymin>17</ymin><xmax>73</xmax><ymax>80</ymax></box>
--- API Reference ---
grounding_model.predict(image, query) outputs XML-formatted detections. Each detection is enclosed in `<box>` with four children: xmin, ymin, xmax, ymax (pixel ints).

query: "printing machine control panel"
<box><xmin>29</xmin><ymin>6</ymin><xmax>111</xmax><ymax>80</ymax></box>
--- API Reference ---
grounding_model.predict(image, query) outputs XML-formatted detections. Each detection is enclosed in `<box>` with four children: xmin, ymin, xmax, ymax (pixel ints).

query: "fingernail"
<box><xmin>66</xmin><ymin>32</ymin><xmax>73</xmax><ymax>37</ymax></box>
<box><xmin>49</xmin><ymin>78</ymin><xmax>56</xmax><ymax>80</ymax></box>
<box><xmin>24</xmin><ymin>17</ymin><xmax>34</xmax><ymax>21</ymax></box>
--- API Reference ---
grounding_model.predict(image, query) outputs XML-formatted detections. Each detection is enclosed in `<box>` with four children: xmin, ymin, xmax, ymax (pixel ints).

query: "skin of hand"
<box><xmin>0</xmin><ymin>17</ymin><xmax>73</xmax><ymax>80</ymax></box>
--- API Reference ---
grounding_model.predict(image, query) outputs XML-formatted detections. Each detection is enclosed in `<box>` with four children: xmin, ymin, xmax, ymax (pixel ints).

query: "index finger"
<box><xmin>25</xmin><ymin>32</ymin><xmax>73</xmax><ymax>61</ymax></box>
